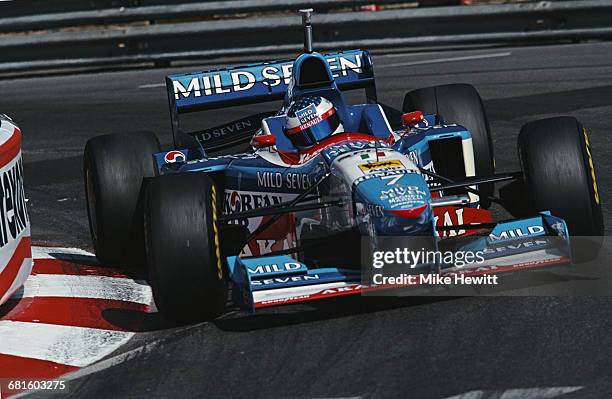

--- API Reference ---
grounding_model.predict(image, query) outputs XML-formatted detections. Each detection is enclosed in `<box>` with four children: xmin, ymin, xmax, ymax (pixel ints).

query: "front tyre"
<box><xmin>518</xmin><ymin>116</ymin><xmax>603</xmax><ymax>262</ymax></box>
<box><xmin>144</xmin><ymin>173</ymin><xmax>227</xmax><ymax>322</ymax></box>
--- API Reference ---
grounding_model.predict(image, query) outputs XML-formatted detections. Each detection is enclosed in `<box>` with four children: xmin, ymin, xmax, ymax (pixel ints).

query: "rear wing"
<box><xmin>165</xmin><ymin>49</ymin><xmax>376</xmax><ymax>152</ymax></box>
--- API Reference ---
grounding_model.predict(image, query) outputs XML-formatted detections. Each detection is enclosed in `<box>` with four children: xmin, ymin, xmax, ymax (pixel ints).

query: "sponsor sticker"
<box><xmin>358</xmin><ymin>159</ymin><xmax>402</xmax><ymax>172</ymax></box>
<box><xmin>433</xmin><ymin>206</ymin><xmax>493</xmax><ymax>238</ymax></box>
<box><xmin>172</xmin><ymin>53</ymin><xmax>364</xmax><ymax>100</ymax></box>
<box><xmin>356</xmin><ymin>203</ymin><xmax>384</xmax><ymax>217</ymax></box>
<box><xmin>324</xmin><ymin>141</ymin><xmax>389</xmax><ymax>159</ymax></box>
<box><xmin>0</xmin><ymin>156</ymin><xmax>29</xmax><ymax>247</ymax></box>
<box><xmin>377</xmin><ymin>185</ymin><xmax>427</xmax><ymax>210</ymax></box>
<box><xmin>354</xmin><ymin>170</ymin><xmax>409</xmax><ymax>185</ymax></box>
<box><xmin>296</xmin><ymin>103</ymin><xmax>319</xmax><ymax>125</ymax></box>
<box><xmin>197</xmin><ymin>119</ymin><xmax>254</xmax><ymax>142</ymax></box>
<box><xmin>256</xmin><ymin>171</ymin><xmax>311</xmax><ymax>190</ymax></box>
<box><xmin>252</xmin><ymin>275</ymin><xmax>321</xmax><ymax>286</ymax></box>
<box><xmin>489</xmin><ymin>225</ymin><xmax>545</xmax><ymax>241</ymax></box>
<box><xmin>247</xmin><ymin>262</ymin><xmax>305</xmax><ymax>275</ymax></box>
<box><xmin>224</xmin><ymin>190</ymin><xmax>287</xmax><ymax>214</ymax></box>
<box><xmin>164</xmin><ymin>150</ymin><xmax>186</xmax><ymax>163</ymax></box>
<box><xmin>360</xmin><ymin>151</ymin><xmax>385</xmax><ymax>160</ymax></box>
<box><xmin>483</xmin><ymin>238</ymin><xmax>549</xmax><ymax>255</ymax></box>
<box><xmin>223</xmin><ymin>189</ymin><xmax>298</xmax><ymax>257</ymax></box>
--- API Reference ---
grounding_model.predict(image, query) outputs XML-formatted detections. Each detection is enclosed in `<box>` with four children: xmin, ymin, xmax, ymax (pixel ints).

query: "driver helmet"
<box><xmin>284</xmin><ymin>96</ymin><xmax>344</xmax><ymax>148</ymax></box>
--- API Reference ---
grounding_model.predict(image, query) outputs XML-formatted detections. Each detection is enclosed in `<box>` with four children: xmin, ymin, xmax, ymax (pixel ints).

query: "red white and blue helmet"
<box><xmin>284</xmin><ymin>96</ymin><xmax>343</xmax><ymax>148</ymax></box>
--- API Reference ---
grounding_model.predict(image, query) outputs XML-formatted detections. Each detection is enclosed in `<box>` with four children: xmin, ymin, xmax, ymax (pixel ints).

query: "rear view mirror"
<box><xmin>251</xmin><ymin>134</ymin><xmax>276</xmax><ymax>149</ymax></box>
<box><xmin>402</xmin><ymin>111</ymin><xmax>424</xmax><ymax>127</ymax></box>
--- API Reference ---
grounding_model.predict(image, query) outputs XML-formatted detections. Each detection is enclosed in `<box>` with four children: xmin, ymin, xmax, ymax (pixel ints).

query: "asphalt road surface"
<box><xmin>2</xmin><ymin>41</ymin><xmax>612</xmax><ymax>398</ymax></box>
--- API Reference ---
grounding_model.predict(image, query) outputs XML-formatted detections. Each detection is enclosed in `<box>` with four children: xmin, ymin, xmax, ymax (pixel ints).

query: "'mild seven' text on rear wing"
<box><xmin>165</xmin><ymin>50</ymin><xmax>376</xmax><ymax>152</ymax></box>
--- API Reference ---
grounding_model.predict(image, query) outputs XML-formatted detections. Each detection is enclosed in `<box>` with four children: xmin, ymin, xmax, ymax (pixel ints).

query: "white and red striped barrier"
<box><xmin>0</xmin><ymin>116</ymin><xmax>32</xmax><ymax>306</ymax></box>
<box><xmin>0</xmin><ymin>246</ymin><xmax>154</xmax><ymax>395</ymax></box>
<box><xmin>0</xmin><ymin>117</ymin><xmax>156</xmax><ymax>397</ymax></box>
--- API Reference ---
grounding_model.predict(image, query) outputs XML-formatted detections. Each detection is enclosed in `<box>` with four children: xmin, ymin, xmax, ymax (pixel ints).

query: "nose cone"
<box><xmin>355</xmin><ymin>172</ymin><xmax>433</xmax><ymax>235</ymax></box>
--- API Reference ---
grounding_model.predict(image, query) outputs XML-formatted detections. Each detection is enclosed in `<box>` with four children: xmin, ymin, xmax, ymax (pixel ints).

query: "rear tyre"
<box><xmin>84</xmin><ymin>131</ymin><xmax>160</xmax><ymax>267</ymax></box>
<box><xmin>518</xmin><ymin>116</ymin><xmax>603</xmax><ymax>262</ymax></box>
<box><xmin>403</xmin><ymin>83</ymin><xmax>495</xmax><ymax>208</ymax></box>
<box><xmin>144</xmin><ymin>173</ymin><xmax>227</xmax><ymax>322</ymax></box>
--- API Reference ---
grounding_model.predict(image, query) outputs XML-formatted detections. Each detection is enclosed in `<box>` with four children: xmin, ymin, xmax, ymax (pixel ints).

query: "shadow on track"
<box><xmin>0</xmin><ymin>290</ymin><xmax>22</xmax><ymax>318</ymax></box>
<box><xmin>213</xmin><ymin>296</ymin><xmax>456</xmax><ymax>332</ymax></box>
<box><xmin>102</xmin><ymin>308</ymin><xmax>180</xmax><ymax>332</ymax></box>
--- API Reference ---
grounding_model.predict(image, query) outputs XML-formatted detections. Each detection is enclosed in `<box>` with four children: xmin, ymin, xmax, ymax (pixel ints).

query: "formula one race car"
<box><xmin>84</xmin><ymin>11</ymin><xmax>603</xmax><ymax>321</ymax></box>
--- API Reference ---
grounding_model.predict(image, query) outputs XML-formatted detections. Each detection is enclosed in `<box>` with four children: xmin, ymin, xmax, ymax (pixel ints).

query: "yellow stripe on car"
<box><xmin>583</xmin><ymin>128</ymin><xmax>600</xmax><ymax>205</ymax></box>
<box><xmin>210</xmin><ymin>185</ymin><xmax>224</xmax><ymax>280</ymax></box>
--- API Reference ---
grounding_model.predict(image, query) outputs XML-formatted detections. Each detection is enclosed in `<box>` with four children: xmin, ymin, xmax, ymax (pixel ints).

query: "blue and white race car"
<box><xmin>84</xmin><ymin>12</ymin><xmax>603</xmax><ymax>321</ymax></box>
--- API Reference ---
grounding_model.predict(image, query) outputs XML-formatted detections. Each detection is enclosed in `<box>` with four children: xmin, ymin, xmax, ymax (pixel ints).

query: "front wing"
<box><xmin>227</xmin><ymin>212</ymin><xmax>572</xmax><ymax>312</ymax></box>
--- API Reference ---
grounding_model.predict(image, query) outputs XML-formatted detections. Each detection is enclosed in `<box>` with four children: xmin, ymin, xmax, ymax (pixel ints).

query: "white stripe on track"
<box><xmin>444</xmin><ymin>386</ymin><xmax>584</xmax><ymax>399</ymax></box>
<box><xmin>0</xmin><ymin>321</ymin><xmax>134</xmax><ymax>367</ymax></box>
<box><xmin>138</xmin><ymin>83</ymin><xmax>165</xmax><ymax>89</ymax></box>
<box><xmin>12</xmin><ymin>323</ymin><xmax>203</xmax><ymax>398</ymax></box>
<box><xmin>31</xmin><ymin>246</ymin><xmax>94</xmax><ymax>259</ymax></box>
<box><xmin>378</xmin><ymin>52</ymin><xmax>511</xmax><ymax>68</ymax></box>
<box><xmin>56</xmin><ymin>324</ymin><xmax>199</xmax><ymax>382</ymax></box>
<box><xmin>14</xmin><ymin>274</ymin><xmax>152</xmax><ymax>305</ymax></box>
<box><xmin>61</xmin><ymin>338</ymin><xmax>161</xmax><ymax>380</ymax></box>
